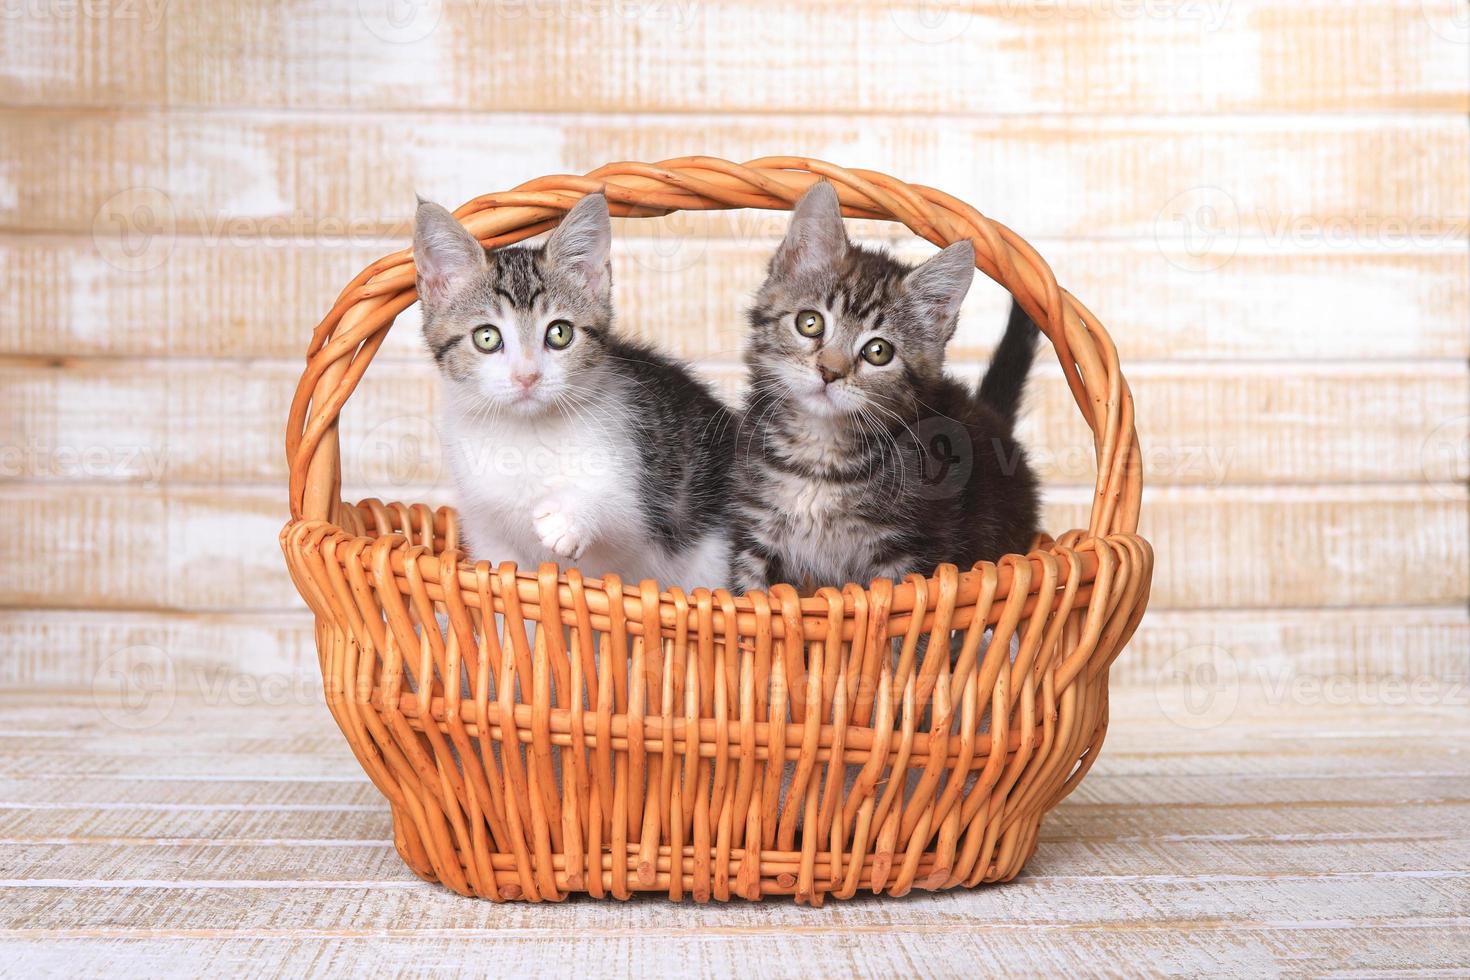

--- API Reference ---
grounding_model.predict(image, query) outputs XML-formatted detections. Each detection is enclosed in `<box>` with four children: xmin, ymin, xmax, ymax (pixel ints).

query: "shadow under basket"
<box><xmin>280</xmin><ymin>157</ymin><xmax>1154</xmax><ymax>904</ymax></box>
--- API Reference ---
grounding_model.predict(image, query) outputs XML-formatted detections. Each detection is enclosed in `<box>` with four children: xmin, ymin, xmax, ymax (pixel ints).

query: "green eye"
<box><xmin>471</xmin><ymin>325</ymin><xmax>502</xmax><ymax>353</ymax></box>
<box><xmin>861</xmin><ymin>338</ymin><xmax>895</xmax><ymax>366</ymax></box>
<box><xmin>795</xmin><ymin>310</ymin><xmax>825</xmax><ymax>338</ymax></box>
<box><xmin>545</xmin><ymin>320</ymin><xmax>574</xmax><ymax>350</ymax></box>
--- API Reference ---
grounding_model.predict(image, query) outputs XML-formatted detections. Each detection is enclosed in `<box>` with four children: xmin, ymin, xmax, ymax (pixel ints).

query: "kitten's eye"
<box><xmin>471</xmin><ymin>325</ymin><xmax>502</xmax><ymax>353</ymax></box>
<box><xmin>545</xmin><ymin>320</ymin><xmax>574</xmax><ymax>350</ymax></box>
<box><xmin>794</xmin><ymin>310</ymin><xmax>825</xmax><ymax>338</ymax></box>
<box><xmin>861</xmin><ymin>338</ymin><xmax>895</xmax><ymax>366</ymax></box>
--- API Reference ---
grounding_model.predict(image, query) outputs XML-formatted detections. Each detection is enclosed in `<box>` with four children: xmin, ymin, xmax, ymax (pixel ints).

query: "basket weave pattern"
<box><xmin>281</xmin><ymin>157</ymin><xmax>1153</xmax><ymax>903</ymax></box>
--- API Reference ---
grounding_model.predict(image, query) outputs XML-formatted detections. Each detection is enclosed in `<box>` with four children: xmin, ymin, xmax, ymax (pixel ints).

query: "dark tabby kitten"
<box><xmin>729</xmin><ymin>182</ymin><xmax>1041</xmax><ymax>594</ymax></box>
<box><xmin>414</xmin><ymin>192</ymin><xmax>738</xmax><ymax>589</ymax></box>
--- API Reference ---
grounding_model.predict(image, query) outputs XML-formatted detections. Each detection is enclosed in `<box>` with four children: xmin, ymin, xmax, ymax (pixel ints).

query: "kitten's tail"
<box><xmin>978</xmin><ymin>299</ymin><xmax>1041</xmax><ymax>429</ymax></box>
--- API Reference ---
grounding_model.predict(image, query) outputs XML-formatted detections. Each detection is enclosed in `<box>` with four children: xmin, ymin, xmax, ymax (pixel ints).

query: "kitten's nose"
<box><xmin>512</xmin><ymin>369</ymin><xmax>541</xmax><ymax>391</ymax></box>
<box><xmin>816</xmin><ymin>349</ymin><xmax>848</xmax><ymax>385</ymax></box>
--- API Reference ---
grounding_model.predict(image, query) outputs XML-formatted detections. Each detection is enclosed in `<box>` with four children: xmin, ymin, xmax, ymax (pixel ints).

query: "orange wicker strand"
<box><xmin>279</xmin><ymin>157</ymin><xmax>1153</xmax><ymax>903</ymax></box>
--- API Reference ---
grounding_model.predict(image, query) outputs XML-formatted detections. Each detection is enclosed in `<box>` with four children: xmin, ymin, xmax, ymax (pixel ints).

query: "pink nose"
<box><xmin>512</xmin><ymin>370</ymin><xmax>541</xmax><ymax>391</ymax></box>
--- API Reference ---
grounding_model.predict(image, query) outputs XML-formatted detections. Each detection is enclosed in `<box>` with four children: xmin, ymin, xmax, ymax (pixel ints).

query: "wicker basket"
<box><xmin>280</xmin><ymin>157</ymin><xmax>1153</xmax><ymax>904</ymax></box>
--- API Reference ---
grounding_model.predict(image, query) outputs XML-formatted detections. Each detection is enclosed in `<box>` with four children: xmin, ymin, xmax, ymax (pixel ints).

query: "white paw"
<box><xmin>532</xmin><ymin>505</ymin><xmax>587</xmax><ymax>562</ymax></box>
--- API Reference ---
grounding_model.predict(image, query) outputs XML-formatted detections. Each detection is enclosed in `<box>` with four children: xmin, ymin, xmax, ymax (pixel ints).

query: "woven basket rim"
<box><xmin>282</xmin><ymin>506</ymin><xmax>1131</xmax><ymax>638</ymax></box>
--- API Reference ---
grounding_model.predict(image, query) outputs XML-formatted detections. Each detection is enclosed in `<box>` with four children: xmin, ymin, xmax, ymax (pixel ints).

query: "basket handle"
<box><xmin>286</xmin><ymin>156</ymin><xmax>1142</xmax><ymax>539</ymax></box>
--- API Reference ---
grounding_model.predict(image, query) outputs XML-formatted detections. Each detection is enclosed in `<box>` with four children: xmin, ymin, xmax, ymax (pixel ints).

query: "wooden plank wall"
<box><xmin>2</xmin><ymin>0</ymin><xmax>1467</xmax><ymax>692</ymax></box>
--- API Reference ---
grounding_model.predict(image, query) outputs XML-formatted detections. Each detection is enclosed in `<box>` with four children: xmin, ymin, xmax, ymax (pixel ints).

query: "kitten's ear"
<box><xmin>904</xmin><ymin>241</ymin><xmax>975</xmax><ymax>338</ymax></box>
<box><xmin>771</xmin><ymin>181</ymin><xmax>848</xmax><ymax>280</ymax></box>
<box><xmin>413</xmin><ymin>198</ymin><xmax>486</xmax><ymax>310</ymax></box>
<box><xmin>545</xmin><ymin>192</ymin><xmax>612</xmax><ymax>299</ymax></box>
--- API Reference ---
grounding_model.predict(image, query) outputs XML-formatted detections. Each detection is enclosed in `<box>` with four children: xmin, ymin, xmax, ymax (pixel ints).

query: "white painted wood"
<box><xmin>0</xmin><ymin>689</ymin><xmax>1466</xmax><ymax>975</ymax></box>
<box><xmin>5</xmin><ymin>358</ymin><xmax>1464</xmax><ymax>487</ymax></box>
<box><xmin>5</xmin><ymin>606</ymin><xmax>1467</xmax><ymax>692</ymax></box>
<box><xmin>6</xmin><ymin>237</ymin><xmax>1465</xmax><ymax>362</ymax></box>
<box><xmin>6</xmin><ymin>832</ymin><xmax>1468</xmax><ymax>883</ymax></box>
<box><xmin>4</xmin><ymin>682</ymin><xmax>1465</xmax><ymax>746</ymax></box>
<box><xmin>6</xmin><ymin>112</ymin><xmax>1465</xmax><ymax>242</ymax></box>
<box><xmin>6</xmin><ymin>795</ymin><xmax>1467</xmax><ymax>849</ymax></box>
<box><xmin>2</xmin><ymin>0</ymin><xmax>1467</xmax><ymax>970</ymax></box>
<box><xmin>3</xmin><ymin>0</ymin><xmax>1466</xmax><ymax>114</ymax></box>
<box><xmin>0</xmin><ymin>483</ymin><xmax>1464</xmax><ymax>611</ymax></box>
<box><xmin>0</xmin><ymin>928</ymin><xmax>1466</xmax><ymax>978</ymax></box>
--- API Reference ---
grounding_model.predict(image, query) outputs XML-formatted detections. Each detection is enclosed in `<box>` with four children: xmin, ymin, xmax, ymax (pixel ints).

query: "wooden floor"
<box><xmin>2</xmin><ymin>683</ymin><xmax>1466</xmax><ymax>977</ymax></box>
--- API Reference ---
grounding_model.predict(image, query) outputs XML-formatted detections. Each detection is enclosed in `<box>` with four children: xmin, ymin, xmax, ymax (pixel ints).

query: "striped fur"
<box><xmin>730</xmin><ymin>183</ymin><xmax>1040</xmax><ymax>594</ymax></box>
<box><xmin>414</xmin><ymin>194</ymin><xmax>737</xmax><ymax>590</ymax></box>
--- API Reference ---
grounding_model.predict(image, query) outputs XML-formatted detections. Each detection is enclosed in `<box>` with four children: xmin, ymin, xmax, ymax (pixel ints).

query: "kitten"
<box><xmin>729</xmin><ymin>182</ymin><xmax>1041</xmax><ymax>594</ymax></box>
<box><xmin>413</xmin><ymin>192</ymin><xmax>737</xmax><ymax>590</ymax></box>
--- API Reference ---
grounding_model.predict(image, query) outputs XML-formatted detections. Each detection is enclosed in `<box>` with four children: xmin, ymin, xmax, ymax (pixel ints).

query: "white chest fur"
<box><xmin>441</xmin><ymin>404</ymin><xmax>729</xmax><ymax>590</ymax></box>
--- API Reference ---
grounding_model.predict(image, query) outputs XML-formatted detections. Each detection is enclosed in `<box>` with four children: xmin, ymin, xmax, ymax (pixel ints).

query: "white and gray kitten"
<box><xmin>413</xmin><ymin>193</ymin><xmax>737</xmax><ymax>590</ymax></box>
<box><xmin>730</xmin><ymin>183</ymin><xmax>1041</xmax><ymax>594</ymax></box>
